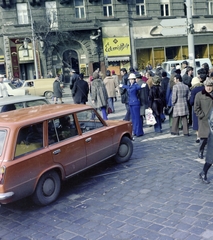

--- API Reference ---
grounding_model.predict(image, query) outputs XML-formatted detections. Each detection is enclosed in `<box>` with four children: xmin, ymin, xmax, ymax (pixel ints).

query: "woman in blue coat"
<box><xmin>120</xmin><ymin>73</ymin><xmax>144</xmax><ymax>137</ymax></box>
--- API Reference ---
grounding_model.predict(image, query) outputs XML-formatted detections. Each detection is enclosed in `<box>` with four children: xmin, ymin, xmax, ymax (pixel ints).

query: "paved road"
<box><xmin>1</xmin><ymin>93</ymin><xmax>213</xmax><ymax>240</ymax></box>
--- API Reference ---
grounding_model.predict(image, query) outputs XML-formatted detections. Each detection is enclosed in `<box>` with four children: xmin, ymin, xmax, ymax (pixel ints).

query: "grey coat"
<box><xmin>205</xmin><ymin>108</ymin><xmax>213</xmax><ymax>164</ymax></box>
<box><xmin>91</xmin><ymin>78</ymin><xmax>108</xmax><ymax>108</ymax></box>
<box><xmin>53</xmin><ymin>80</ymin><xmax>62</xmax><ymax>98</ymax></box>
<box><xmin>194</xmin><ymin>89</ymin><xmax>213</xmax><ymax>138</ymax></box>
<box><xmin>172</xmin><ymin>82</ymin><xmax>189</xmax><ymax>117</ymax></box>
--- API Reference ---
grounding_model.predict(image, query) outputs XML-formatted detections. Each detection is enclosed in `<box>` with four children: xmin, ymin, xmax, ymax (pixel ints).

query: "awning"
<box><xmin>108</xmin><ymin>56</ymin><xmax>130</xmax><ymax>62</ymax></box>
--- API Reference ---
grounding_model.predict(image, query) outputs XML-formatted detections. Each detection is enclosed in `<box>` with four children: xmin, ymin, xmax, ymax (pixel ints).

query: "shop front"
<box><xmin>103</xmin><ymin>37</ymin><xmax>131</xmax><ymax>76</ymax></box>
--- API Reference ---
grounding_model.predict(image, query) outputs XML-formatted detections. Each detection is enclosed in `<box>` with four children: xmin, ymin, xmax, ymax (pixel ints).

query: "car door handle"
<box><xmin>53</xmin><ymin>149</ymin><xmax>61</xmax><ymax>155</ymax></box>
<box><xmin>85</xmin><ymin>137</ymin><xmax>92</xmax><ymax>142</ymax></box>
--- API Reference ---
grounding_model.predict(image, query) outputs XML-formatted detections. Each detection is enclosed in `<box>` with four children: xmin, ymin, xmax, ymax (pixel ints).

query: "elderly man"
<box><xmin>0</xmin><ymin>74</ymin><xmax>8</xmax><ymax>98</ymax></box>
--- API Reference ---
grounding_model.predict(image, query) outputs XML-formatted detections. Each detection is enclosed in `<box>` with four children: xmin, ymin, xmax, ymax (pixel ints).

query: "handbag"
<box><xmin>164</xmin><ymin>106</ymin><xmax>173</xmax><ymax>115</ymax></box>
<box><xmin>107</xmin><ymin>107</ymin><xmax>113</xmax><ymax>114</ymax></box>
<box><xmin>145</xmin><ymin>109</ymin><xmax>157</xmax><ymax>125</ymax></box>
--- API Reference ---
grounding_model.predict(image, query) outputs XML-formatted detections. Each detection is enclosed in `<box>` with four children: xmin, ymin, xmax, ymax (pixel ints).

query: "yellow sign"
<box><xmin>103</xmin><ymin>37</ymin><xmax>131</xmax><ymax>56</ymax></box>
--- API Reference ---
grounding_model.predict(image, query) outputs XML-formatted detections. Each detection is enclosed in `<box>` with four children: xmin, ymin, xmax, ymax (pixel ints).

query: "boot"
<box><xmin>198</xmin><ymin>150</ymin><xmax>204</xmax><ymax>159</ymax></box>
<box><xmin>199</xmin><ymin>171</ymin><xmax>210</xmax><ymax>184</ymax></box>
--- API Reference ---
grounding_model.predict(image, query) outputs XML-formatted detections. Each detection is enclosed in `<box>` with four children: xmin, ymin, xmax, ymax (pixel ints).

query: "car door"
<box><xmin>76</xmin><ymin>109</ymin><xmax>113</xmax><ymax>166</ymax></box>
<box><xmin>48</xmin><ymin>115</ymin><xmax>87</xmax><ymax>176</ymax></box>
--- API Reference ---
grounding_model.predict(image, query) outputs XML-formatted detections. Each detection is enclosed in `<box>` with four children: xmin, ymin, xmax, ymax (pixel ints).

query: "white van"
<box><xmin>162</xmin><ymin>58</ymin><xmax>212</xmax><ymax>75</ymax></box>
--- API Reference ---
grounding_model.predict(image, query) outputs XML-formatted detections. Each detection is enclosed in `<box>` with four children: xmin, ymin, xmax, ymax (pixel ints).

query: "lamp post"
<box><xmin>27</xmin><ymin>0</ymin><xmax>39</xmax><ymax>79</ymax></box>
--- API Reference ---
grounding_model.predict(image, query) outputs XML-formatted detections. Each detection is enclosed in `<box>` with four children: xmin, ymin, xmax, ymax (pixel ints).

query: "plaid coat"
<box><xmin>172</xmin><ymin>82</ymin><xmax>189</xmax><ymax>117</ymax></box>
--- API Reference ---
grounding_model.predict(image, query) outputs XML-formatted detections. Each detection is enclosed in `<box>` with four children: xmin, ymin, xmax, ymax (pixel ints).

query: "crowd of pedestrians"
<box><xmin>54</xmin><ymin>61</ymin><xmax>213</xmax><ymax>184</ymax></box>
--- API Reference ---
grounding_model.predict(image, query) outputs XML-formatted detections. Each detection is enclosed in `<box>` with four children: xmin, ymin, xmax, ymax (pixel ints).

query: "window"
<box><xmin>136</xmin><ymin>0</ymin><xmax>146</xmax><ymax>16</ymax></box>
<box><xmin>209</xmin><ymin>1</ymin><xmax>213</xmax><ymax>14</ymax></box>
<box><xmin>103</xmin><ymin>0</ymin><xmax>113</xmax><ymax>17</ymax></box>
<box><xmin>76</xmin><ymin>110</ymin><xmax>104</xmax><ymax>133</ymax></box>
<box><xmin>17</xmin><ymin>3</ymin><xmax>28</xmax><ymax>24</ymax></box>
<box><xmin>45</xmin><ymin>1</ymin><xmax>58</xmax><ymax>29</ymax></box>
<box><xmin>74</xmin><ymin>0</ymin><xmax>85</xmax><ymax>19</ymax></box>
<box><xmin>160</xmin><ymin>0</ymin><xmax>170</xmax><ymax>16</ymax></box>
<box><xmin>15</xmin><ymin>123</ymin><xmax>43</xmax><ymax>157</ymax></box>
<box><xmin>48</xmin><ymin>114</ymin><xmax>78</xmax><ymax>144</ymax></box>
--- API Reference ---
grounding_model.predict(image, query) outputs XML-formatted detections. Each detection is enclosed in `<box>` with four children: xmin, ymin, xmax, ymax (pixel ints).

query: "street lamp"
<box><xmin>27</xmin><ymin>0</ymin><xmax>39</xmax><ymax>79</ymax></box>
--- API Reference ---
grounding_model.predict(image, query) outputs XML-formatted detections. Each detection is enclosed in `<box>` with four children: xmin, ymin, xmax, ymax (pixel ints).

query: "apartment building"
<box><xmin>0</xmin><ymin>0</ymin><xmax>213</xmax><ymax>81</ymax></box>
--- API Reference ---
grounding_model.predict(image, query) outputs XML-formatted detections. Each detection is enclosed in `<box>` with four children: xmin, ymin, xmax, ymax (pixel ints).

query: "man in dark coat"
<box><xmin>70</xmin><ymin>69</ymin><xmax>79</xmax><ymax>96</ymax></box>
<box><xmin>72</xmin><ymin>73</ymin><xmax>89</xmax><ymax>104</ymax></box>
<box><xmin>120</xmin><ymin>68</ymin><xmax>130</xmax><ymax>120</ymax></box>
<box><xmin>136</xmin><ymin>73</ymin><xmax>149</xmax><ymax>131</ymax></box>
<box><xmin>53</xmin><ymin>76</ymin><xmax>63</xmax><ymax>104</ymax></box>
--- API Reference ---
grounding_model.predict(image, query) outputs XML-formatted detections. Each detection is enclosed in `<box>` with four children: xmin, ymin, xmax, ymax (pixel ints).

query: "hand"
<box><xmin>119</xmin><ymin>84</ymin><xmax>123</xmax><ymax>88</ymax></box>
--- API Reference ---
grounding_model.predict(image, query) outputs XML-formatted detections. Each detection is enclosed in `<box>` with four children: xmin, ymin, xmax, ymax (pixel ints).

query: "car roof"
<box><xmin>0</xmin><ymin>95</ymin><xmax>47</xmax><ymax>106</ymax></box>
<box><xmin>0</xmin><ymin>104</ymin><xmax>93</xmax><ymax>125</ymax></box>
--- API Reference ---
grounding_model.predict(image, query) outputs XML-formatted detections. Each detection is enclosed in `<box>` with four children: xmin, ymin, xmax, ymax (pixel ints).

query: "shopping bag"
<box><xmin>145</xmin><ymin>109</ymin><xmax>157</xmax><ymax>125</ymax></box>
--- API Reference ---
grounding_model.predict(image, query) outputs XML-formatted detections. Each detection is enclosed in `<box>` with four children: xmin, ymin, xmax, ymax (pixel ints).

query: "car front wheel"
<box><xmin>45</xmin><ymin>91</ymin><xmax>54</xmax><ymax>99</ymax></box>
<box><xmin>114</xmin><ymin>136</ymin><xmax>133</xmax><ymax>163</ymax></box>
<box><xmin>32</xmin><ymin>170</ymin><xmax>61</xmax><ymax>206</ymax></box>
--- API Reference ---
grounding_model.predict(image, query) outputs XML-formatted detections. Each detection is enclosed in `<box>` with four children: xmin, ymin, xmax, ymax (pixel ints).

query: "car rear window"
<box><xmin>26</xmin><ymin>100</ymin><xmax>48</xmax><ymax>107</ymax></box>
<box><xmin>0</xmin><ymin>130</ymin><xmax>7</xmax><ymax>156</ymax></box>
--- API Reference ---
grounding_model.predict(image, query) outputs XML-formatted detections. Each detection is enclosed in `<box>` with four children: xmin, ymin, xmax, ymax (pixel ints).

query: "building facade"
<box><xmin>0</xmin><ymin>0</ymin><xmax>213</xmax><ymax>81</ymax></box>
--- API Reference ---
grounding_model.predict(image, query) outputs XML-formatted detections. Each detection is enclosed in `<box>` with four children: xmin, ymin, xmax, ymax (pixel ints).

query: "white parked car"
<box><xmin>4</xmin><ymin>81</ymin><xmax>29</xmax><ymax>96</ymax></box>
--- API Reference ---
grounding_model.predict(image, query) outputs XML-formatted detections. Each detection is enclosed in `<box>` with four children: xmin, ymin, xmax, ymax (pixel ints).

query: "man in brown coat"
<box><xmin>103</xmin><ymin>70</ymin><xmax>118</xmax><ymax>113</ymax></box>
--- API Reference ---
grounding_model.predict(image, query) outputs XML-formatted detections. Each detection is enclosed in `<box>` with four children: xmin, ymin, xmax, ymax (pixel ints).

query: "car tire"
<box><xmin>114</xmin><ymin>136</ymin><xmax>133</xmax><ymax>163</ymax></box>
<box><xmin>32</xmin><ymin>170</ymin><xmax>61</xmax><ymax>206</ymax></box>
<box><xmin>45</xmin><ymin>91</ymin><xmax>54</xmax><ymax>99</ymax></box>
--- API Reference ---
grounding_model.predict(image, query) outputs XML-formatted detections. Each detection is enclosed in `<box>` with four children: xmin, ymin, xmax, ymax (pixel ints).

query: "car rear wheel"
<box><xmin>114</xmin><ymin>136</ymin><xmax>133</xmax><ymax>163</ymax></box>
<box><xmin>45</xmin><ymin>91</ymin><xmax>53</xmax><ymax>99</ymax></box>
<box><xmin>32</xmin><ymin>170</ymin><xmax>61</xmax><ymax>206</ymax></box>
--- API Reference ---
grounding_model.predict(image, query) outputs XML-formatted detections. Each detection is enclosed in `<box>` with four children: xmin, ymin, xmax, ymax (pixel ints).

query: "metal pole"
<box><xmin>27</xmin><ymin>0</ymin><xmax>39</xmax><ymax>79</ymax></box>
<box><xmin>186</xmin><ymin>0</ymin><xmax>196</xmax><ymax>73</ymax></box>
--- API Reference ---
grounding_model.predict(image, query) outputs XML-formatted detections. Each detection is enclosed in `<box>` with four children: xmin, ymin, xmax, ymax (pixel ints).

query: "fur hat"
<box><xmin>204</xmin><ymin>78</ymin><xmax>213</xmax><ymax>86</ymax></box>
<box><xmin>128</xmin><ymin>73</ymin><xmax>136</xmax><ymax>79</ymax></box>
<box><xmin>93</xmin><ymin>72</ymin><xmax>99</xmax><ymax>79</ymax></box>
<box><xmin>152</xmin><ymin>75</ymin><xmax>161</xmax><ymax>85</ymax></box>
<box><xmin>191</xmin><ymin>77</ymin><xmax>200</xmax><ymax>87</ymax></box>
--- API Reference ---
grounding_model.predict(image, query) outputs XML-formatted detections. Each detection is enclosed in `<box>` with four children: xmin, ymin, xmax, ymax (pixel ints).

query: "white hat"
<box><xmin>0</xmin><ymin>74</ymin><xmax>4</xmax><ymax>78</ymax></box>
<box><xmin>128</xmin><ymin>73</ymin><xmax>136</xmax><ymax>79</ymax></box>
<box><xmin>71</xmin><ymin>69</ymin><xmax>76</xmax><ymax>73</ymax></box>
<box><xmin>176</xmin><ymin>65</ymin><xmax>181</xmax><ymax>70</ymax></box>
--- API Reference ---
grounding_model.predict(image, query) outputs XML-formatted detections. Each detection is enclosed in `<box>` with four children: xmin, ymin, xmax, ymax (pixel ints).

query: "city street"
<box><xmin>1</xmin><ymin>92</ymin><xmax>213</xmax><ymax>240</ymax></box>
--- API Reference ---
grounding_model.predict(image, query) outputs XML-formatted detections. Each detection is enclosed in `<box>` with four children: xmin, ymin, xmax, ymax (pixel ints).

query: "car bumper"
<box><xmin>0</xmin><ymin>192</ymin><xmax>14</xmax><ymax>200</ymax></box>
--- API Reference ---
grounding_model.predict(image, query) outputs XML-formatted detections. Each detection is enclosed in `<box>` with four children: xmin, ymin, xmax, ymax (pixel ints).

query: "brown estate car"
<box><xmin>0</xmin><ymin>104</ymin><xmax>133</xmax><ymax>205</ymax></box>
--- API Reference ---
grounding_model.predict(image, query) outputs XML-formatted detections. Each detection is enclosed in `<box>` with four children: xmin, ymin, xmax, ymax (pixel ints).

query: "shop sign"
<box><xmin>103</xmin><ymin>37</ymin><xmax>131</xmax><ymax>57</ymax></box>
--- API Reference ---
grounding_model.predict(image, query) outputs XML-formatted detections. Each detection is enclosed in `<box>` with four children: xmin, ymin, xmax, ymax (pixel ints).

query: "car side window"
<box><xmin>76</xmin><ymin>109</ymin><xmax>104</xmax><ymax>133</ymax></box>
<box><xmin>26</xmin><ymin>100</ymin><xmax>48</xmax><ymax>107</ymax></box>
<box><xmin>48</xmin><ymin>114</ymin><xmax>78</xmax><ymax>144</ymax></box>
<box><xmin>15</xmin><ymin>123</ymin><xmax>43</xmax><ymax>158</ymax></box>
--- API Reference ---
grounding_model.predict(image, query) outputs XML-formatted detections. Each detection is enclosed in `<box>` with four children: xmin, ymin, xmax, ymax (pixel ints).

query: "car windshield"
<box><xmin>26</xmin><ymin>100</ymin><xmax>48</xmax><ymax>107</ymax></box>
<box><xmin>0</xmin><ymin>130</ymin><xmax>7</xmax><ymax>156</ymax></box>
<box><xmin>8</xmin><ymin>82</ymin><xmax>17</xmax><ymax>89</ymax></box>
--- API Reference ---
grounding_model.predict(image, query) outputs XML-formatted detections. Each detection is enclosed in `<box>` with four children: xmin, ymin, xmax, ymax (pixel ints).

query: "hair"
<box><xmin>202</xmin><ymin>62</ymin><xmax>210</xmax><ymax>76</ymax></box>
<box><xmin>186</xmin><ymin>66</ymin><xmax>193</xmax><ymax>74</ymax></box>
<box><xmin>106</xmin><ymin>70</ymin><xmax>111</xmax><ymax>76</ymax></box>
<box><xmin>175</xmin><ymin>74</ymin><xmax>182</xmax><ymax>82</ymax></box>
<box><xmin>199</xmin><ymin>74</ymin><xmax>207</xmax><ymax>83</ymax></box>
<box><xmin>197</xmin><ymin>68</ymin><xmax>206</xmax><ymax>75</ymax></box>
<box><xmin>120</xmin><ymin>68</ymin><xmax>127</xmax><ymax>74</ymax></box>
<box><xmin>162</xmin><ymin>71</ymin><xmax>167</xmax><ymax>77</ymax></box>
<box><xmin>79</xmin><ymin>73</ymin><xmax>84</xmax><ymax>80</ymax></box>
